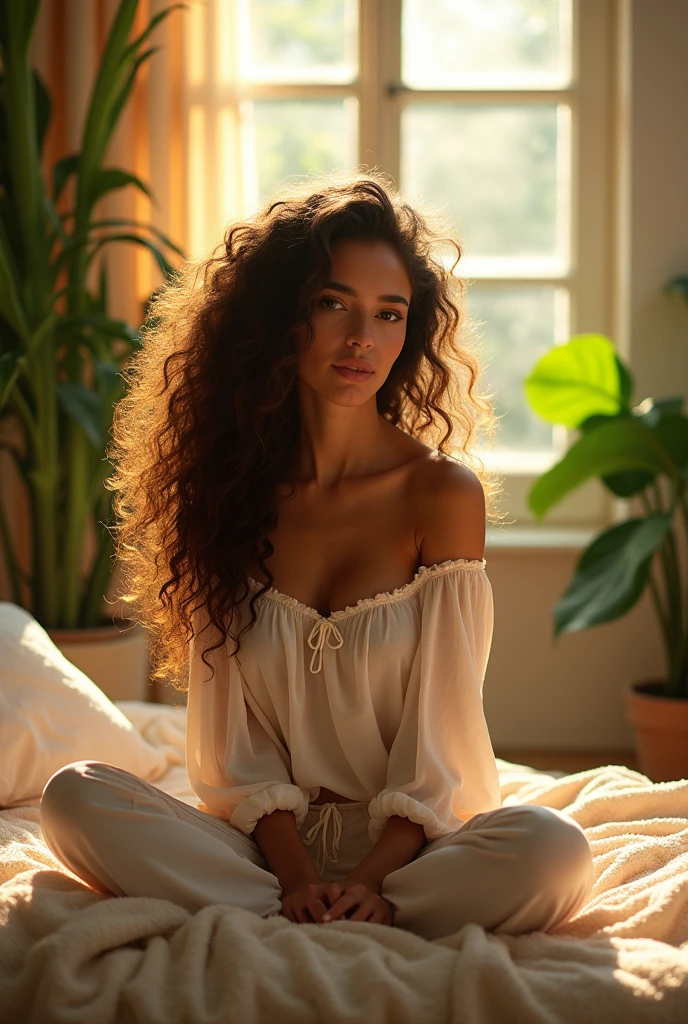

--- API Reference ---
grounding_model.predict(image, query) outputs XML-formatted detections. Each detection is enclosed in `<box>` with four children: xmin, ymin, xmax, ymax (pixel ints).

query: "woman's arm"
<box><xmin>253</xmin><ymin>809</ymin><xmax>321</xmax><ymax>891</ymax></box>
<box><xmin>345</xmin><ymin>461</ymin><xmax>487</xmax><ymax>892</ymax></box>
<box><xmin>341</xmin><ymin>815</ymin><xmax>426</xmax><ymax>890</ymax></box>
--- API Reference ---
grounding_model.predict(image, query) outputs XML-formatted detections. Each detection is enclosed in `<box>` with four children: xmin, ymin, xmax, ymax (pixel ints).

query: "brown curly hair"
<box><xmin>105</xmin><ymin>169</ymin><xmax>500</xmax><ymax>692</ymax></box>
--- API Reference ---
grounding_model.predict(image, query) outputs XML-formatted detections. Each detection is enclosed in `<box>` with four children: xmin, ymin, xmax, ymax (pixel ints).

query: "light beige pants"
<box><xmin>40</xmin><ymin>760</ymin><xmax>594</xmax><ymax>941</ymax></box>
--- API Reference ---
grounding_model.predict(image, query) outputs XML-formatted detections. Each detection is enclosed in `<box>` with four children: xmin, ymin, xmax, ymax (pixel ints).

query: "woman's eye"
<box><xmin>318</xmin><ymin>297</ymin><xmax>402</xmax><ymax>322</ymax></box>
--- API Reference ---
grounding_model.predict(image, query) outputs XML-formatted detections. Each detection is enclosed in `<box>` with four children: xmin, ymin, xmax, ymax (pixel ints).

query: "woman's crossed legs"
<box><xmin>40</xmin><ymin>761</ymin><xmax>594</xmax><ymax>941</ymax></box>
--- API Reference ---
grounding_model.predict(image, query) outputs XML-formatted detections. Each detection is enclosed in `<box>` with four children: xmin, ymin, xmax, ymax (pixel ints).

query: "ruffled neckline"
<box><xmin>247</xmin><ymin>557</ymin><xmax>487</xmax><ymax>623</ymax></box>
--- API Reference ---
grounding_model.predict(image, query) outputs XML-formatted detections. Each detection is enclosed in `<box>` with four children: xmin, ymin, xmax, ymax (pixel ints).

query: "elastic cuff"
<box><xmin>367</xmin><ymin>792</ymin><xmax>447</xmax><ymax>845</ymax></box>
<box><xmin>229</xmin><ymin>784</ymin><xmax>309</xmax><ymax>836</ymax></box>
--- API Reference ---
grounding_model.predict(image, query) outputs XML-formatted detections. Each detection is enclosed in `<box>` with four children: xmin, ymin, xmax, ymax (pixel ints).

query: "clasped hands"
<box><xmin>280</xmin><ymin>875</ymin><xmax>395</xmax><ymax>926</ymax></box>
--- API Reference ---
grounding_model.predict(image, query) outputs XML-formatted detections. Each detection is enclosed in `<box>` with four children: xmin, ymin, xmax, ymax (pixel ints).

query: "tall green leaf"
<box><xmin>528</xmin><ymin>417</ymin><xmax>677</xmax><ymax>518</ymax></box>
<box><xmin>554</xmin><ymin>514</ymin><xmax>672</xmax><ymax>635</ymax></box>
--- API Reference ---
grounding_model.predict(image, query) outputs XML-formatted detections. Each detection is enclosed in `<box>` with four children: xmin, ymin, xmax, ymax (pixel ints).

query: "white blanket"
<box><xmin>1</xmin><ymin>702</ymin><xmax>687</xmax><ymax>1023</ymax></box>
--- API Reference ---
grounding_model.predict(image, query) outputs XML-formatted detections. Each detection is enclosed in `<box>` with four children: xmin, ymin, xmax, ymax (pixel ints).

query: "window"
<box><xmin>183</xmin><ymin>0</ymin><xmax>614</xmax><ymax>526</ymax></box>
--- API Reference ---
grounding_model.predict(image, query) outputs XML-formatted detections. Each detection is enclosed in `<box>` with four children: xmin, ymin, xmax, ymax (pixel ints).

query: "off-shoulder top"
<box><xmin>185</xmin><ymin>558</ymin><xmax>502</xmax><ymax>845</ymax></box>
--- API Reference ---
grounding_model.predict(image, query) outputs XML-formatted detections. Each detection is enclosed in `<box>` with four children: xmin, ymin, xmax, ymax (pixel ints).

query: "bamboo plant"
<box><xmin>0</xmin><ymin>0</ymin><xmax>183</xmax><ymax>629</ymax></box>
<box><xmin>524</xmin><ymin>322</ymin><xmax>688</xmax><ymax>700</ymax></box>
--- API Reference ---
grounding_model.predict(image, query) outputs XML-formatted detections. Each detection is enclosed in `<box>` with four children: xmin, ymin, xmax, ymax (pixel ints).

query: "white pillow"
<box><xmin>0</xmin><ymin>602</ymin><xmax>174</xmax><ymax>808</ymax></box>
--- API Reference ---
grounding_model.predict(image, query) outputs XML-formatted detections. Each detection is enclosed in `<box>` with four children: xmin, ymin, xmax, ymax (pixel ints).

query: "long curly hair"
<box><xmin>105</xmin><ymin>169</ymin><xmax>501</xmax><ymax>692</ymax></box>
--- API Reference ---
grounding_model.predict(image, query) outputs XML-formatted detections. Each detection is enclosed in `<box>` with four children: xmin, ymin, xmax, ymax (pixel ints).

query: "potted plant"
<box><xmin>523</xmin><ymin>324</ymin><xmax>688</xmax><ymax>783</ymax></box>
<box><xmin>0</xmin><ymin>0</ymin><xmax>184</xmax><ymax>699</ymax></box>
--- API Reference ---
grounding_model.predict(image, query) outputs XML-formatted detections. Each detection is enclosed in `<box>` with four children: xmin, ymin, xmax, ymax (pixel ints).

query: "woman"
<box><xmin>40</xmin><ymin>171</ymin><xmax>594</xmax><ymax>940</ymax></box>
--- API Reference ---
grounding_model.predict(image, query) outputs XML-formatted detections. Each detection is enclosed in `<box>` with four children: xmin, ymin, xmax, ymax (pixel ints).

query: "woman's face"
<box><xmin>296</xmin><ymin>238</ymin><xmax>412</xmax><ymax>404</ymax></box>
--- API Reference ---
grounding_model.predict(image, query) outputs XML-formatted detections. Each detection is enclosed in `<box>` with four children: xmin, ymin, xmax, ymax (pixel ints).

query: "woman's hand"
<box><xmin>280</xmin><ymin>880</ymin><xmax>344</xmax><ymax>924</ymax></box>
<box><xmin>321</xmin><ymin>878</ymin><xmax>395</xmax><ymax>926</ymax></box>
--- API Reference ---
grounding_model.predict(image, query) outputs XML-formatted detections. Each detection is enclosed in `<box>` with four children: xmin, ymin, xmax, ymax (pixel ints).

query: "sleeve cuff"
<box><xmin>367</xmin><ymin>792</ymin><xmax>448</xmax><ymax>844</ymax></box>
<box><xmin>229</xmin><ymin>783</ymin><xmax>310</xmax><ymax>836</ymax></box>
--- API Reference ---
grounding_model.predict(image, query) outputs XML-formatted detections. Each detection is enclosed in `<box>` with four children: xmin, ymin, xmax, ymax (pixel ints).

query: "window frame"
<box><xmin>183</xmin><ymin>0</ymin><xmax>617</xmax><ymax>528</ymax></box>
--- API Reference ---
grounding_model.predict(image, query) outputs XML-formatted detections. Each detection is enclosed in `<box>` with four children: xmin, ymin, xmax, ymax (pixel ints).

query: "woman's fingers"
<box><xmin>348</xmin><ymin>895</ymin><xmax>381</xmax><ymax>922</ymax></box>
<box><xmin>322</xmin><ymin>892</ymin><xmax>361</xmax><ymax>921</ymax></box>
<box><xmin>308</xmin><ymin>896</ymin><xmax>333</xmax><ymax>923</ymax></box>
<box><xmin>326</xmin><ymin>883</ymin><xmax>341</xmax><ymax>905</ymax></box>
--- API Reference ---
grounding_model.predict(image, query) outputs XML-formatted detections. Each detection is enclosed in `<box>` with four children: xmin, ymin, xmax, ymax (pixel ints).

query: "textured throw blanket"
<box><xmin>0</xmin><ymin>703</ymin><xmax>687</xmax><ymax>1023</ymax></box>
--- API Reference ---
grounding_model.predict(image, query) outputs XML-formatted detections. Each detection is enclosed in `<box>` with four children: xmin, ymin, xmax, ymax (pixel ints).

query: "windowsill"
<box><xmin>486</xmin><ymin>525</ymin><xmax>597</xmax><ymax>550</ymax></box>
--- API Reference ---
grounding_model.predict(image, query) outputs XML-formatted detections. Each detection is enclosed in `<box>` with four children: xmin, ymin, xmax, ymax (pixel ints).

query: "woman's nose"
<box><xmin>345</xmin><ymin>311</ymin><xmax>375</xmax><ymax>345</ymax></box>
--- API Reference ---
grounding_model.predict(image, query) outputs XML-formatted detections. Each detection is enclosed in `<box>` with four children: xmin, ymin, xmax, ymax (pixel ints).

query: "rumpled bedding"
<box><xmin>1</xmin><ymin>701</ymin><xmax>687</xmax><ymax>1023</ymax></box>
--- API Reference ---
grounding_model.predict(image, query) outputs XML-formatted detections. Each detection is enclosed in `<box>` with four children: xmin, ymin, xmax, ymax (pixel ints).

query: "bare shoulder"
<box><xmin>410</xmin><ymin>453</ymin><xmax>486</xmax><ymax>565</ymax></box>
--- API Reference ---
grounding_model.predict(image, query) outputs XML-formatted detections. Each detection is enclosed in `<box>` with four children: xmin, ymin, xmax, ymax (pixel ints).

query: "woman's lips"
<box><xmin>332</xmin><ymin>365</ymin><xmax>374</xmax><ymax>382</ymax></box>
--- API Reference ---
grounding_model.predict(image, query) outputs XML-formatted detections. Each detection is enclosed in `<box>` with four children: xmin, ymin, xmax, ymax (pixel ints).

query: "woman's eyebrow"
<box><xmin>323</xmin><ymin>280</ymin><xmax>409</xmax><ymax>307</ymax></box>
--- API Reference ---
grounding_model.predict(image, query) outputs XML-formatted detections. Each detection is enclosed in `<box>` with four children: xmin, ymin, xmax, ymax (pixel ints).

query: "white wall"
<box><xmin>484</xmin><ymin>542</ymin><xmax>663</xmax><ymax>749</ymax></box>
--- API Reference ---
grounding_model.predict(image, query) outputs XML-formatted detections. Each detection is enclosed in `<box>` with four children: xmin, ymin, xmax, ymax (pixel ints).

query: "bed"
<box><xmin>1</xmin><ymin>602</ymin><xmax>687</xmax><ymax>1023</ymax></box>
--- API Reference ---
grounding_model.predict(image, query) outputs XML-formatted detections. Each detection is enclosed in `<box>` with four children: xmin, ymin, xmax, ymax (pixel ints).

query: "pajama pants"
<box><xmin>39</xmin><ymin>760</ymin><xmax>595</xmax><ymax>941</ymax></box>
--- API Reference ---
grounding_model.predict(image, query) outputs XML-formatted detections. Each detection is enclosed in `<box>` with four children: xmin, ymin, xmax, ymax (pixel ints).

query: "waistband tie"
<box><xmin>303</xmin><ymin>803</ymin><xmax>343</xmax><ymax>876</ymax></box>
<box><xmin>307</xmin><ymin>620</ymin><xmax>344</xmax><ymax>674</ymax></box>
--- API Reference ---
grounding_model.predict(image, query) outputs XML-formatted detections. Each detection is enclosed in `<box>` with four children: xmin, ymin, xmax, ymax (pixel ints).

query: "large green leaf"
<box><xmin>528</xmin><ymin>417</ymin><xmax>677</xmax><ymax>518</ymax></box>
<box><xmin>554</xmin><ymin>514</ymin><xmax>672</xmax><ymax>635</ymax></box>
<box><xmin>577</xmin><ymin>412</ymin><xmax>656</xmax><ymax>498</ymax></box>
<box><xmin>650</xmin><ymin>412</ymin><xmax>688</xmax><ymax>475</ymax></box>
<box><xmin>56</xmin><ymin>380</ymin><xmax>103</xmax><ymax>447</ymax></box>
<box><xmin>582</xmin><ymin>399</ymin><xmax>687</xmax><ymax>498</ymax></box>
<box><xmin>524</xmin><ymin>334</ymin><xmax>627</xmax><ymax>427</ymax></box>
<box><xmin>615</xmin><ymin>353</ymin><xmax>634</xmax><ymax>408</ymax></box>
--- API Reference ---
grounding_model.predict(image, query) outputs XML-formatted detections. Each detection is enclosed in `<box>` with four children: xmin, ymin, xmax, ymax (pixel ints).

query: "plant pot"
<box><xmin>624</xmin><ymin>680</ymin><xmax>688</xmax><ymax>783</ymax></box>
<box><xmin>47</xmin><ymin>619</ymin><xmax>152</xmax><ymax>703</ymax></box>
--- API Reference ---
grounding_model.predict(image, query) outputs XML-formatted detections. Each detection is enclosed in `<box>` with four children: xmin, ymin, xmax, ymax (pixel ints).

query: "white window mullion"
<box><xmin>358</xmin><ymin>0</ymin><xmax>379</xmax><ymax>167</ymax></box>
<box><xmin>373</xmin><ymin>0</ymin><xmax>402</xmax><ymax>178</ymax></box>
<box><xmin>573</xmin><ymin>0</ymin><xmax>614</xmax><ymax>336</ymax></box>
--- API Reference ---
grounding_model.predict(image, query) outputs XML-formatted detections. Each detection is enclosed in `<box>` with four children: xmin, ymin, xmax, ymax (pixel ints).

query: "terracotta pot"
<box><xmin>47</xmin><ymin>618</ymin><xmax>152</xmax><ymax>703</ymax></box>
<box><xmin>624</xmin><ymin>679</ymin><xmax>688</xmax><ymax>782</ymax></box>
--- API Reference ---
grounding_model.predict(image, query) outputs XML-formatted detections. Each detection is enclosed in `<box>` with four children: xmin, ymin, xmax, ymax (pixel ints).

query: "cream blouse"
<box><xmin>185</xmin><ymin>558</ymin><xmax>502</xmax><ymax>846</ymax></box>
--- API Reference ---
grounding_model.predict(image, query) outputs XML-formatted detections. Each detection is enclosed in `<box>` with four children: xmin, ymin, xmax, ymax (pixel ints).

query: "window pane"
<box><xmin>242</xmin><ymin>98</ymin><xmax>358</xmax><ymax>211</ymax></box>
<box><xmin>402</xmin><ymin>104</ymin><xmax>569</xmax><ymax>269</ymax></box>
<box><xmin>237</xmin><ymin>0</ymin><xmax>358</xmax><ymax>83</ymax></box>
<box><xmin>467</xmin><ymin>286</ymin><xmax>565</xmax><ymax>452</ymax></box>
<box><xmin>402</xmin><ymin>0</ymin><xmax>572</xmax><ymax>89</ymax></box>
